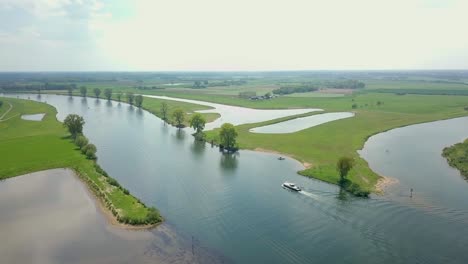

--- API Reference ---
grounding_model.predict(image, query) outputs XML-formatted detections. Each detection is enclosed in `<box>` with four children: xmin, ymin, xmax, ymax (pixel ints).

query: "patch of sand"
<box><xmin>375</xmin><ymin>176</ymin><xmax>399</xmax><ymax>194</ymax></box>
<box><xmin>254</xmin><ymin>148</ymin><xmax>312</xmax><ymax>169</ymax></box>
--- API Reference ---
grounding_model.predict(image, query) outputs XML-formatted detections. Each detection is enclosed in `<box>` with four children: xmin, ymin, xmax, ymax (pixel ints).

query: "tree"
<box><xmin>190</xmin><ymin>113</ymin><xmax>206</xmax><ymax>139</ymax></box>
<box><xmin>83</xmin><ymin>144</ymin><xmax>97</xmax><ymax>159</ymax></box>
<box><xmin>352</xmin><ymin>103</ymin><xmax>358</xmax><ymax>109</ymax></box>
<box><xmin>160</xmin><ymin>102</ymin><xmax>168</xmax><ymax>121</ymax></box>
<box><xmin>337</xmin><ymin>157</ymin><xmax>355</xmax><ymax>183</ymax></box>
<box><xmin>116</xmin><ymin>93</ymin><xmax>122</xmax><ymax>102</ymax></box>
<box><xmin>104</xmin><ymin>88</ymin><xmax>112</xmax><ymax>100</ymax></box>
<box><xmin>67</xmin><ymin>87</ymin><xmax>73</xmax><ymax>96</ymax></box>
<box><xmin>172</xmin><ymin>108</ymin><xmax>185</xmax><ymax>128</ymax></box>
<box><xmin>127</xmin><ymin>92</ymin><xmax>135</xmax><ymax>105</ymax></box>
<box><xmin>219</xmin><ymin>123</ymin><xmax>238</xmax><ymax>151</ymax></box>
<box><xmin>93</xmin><ymin>88</ymin><xmax>101</xmax><ymax>98</ymax></box>
<box><xmin>63</xmin><ymin>114</ymin><xmax>85</xmax><ymax>138</ymax></box>
<box><xmin>135</xmin><ymin>95</ymin><xmax>143</xmax><ymax>107</ymax></box>
<box><xmin>80</xmin><ymin>86</ymin><xmax>87</xmax><ymax>97</ymax></box>
<box><xmin>74</xmin><ymin>134</ymin><xmax>88</xmax><ymax>149</ymax></box>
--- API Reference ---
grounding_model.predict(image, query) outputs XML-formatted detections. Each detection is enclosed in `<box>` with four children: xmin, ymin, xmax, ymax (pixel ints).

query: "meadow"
<box><xmin>4</xmin><ymin>71</ymin><xmax>468</xmax><ymax>195</ymax></box>
<box><xmin>0</xmin><ymin>97</ymin><xmax>161</xmax><ymax>226</ymax></box>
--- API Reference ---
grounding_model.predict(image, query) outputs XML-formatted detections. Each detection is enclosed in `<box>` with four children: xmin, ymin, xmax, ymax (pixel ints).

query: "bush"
<box><xmin>122</xmin><ymin>188</ymin><xmax>130</xmax><ymax>195</ymax></box>
<box><xmin>93</xmin><ymin>163</ymin><xmax>108</xmax><ymax>177</ymax></box>
<box><xmin>82</xmin><ymin>144</ymin><xmax>97</xmax><ymax>159</ymax></box>
<box><xmin>107</xmin><ymin>177</ymin><xmax>121</xmax><ymax>187</ymax></box>
<box><xmin>74</xmin><ymin>134</ymin><xmax>88</xmax><ymax>149</ymax></box>
<box><xmin>0</xmin><ymin>100</ymin><xmax>3</xmax><ymax>107</ymax></box>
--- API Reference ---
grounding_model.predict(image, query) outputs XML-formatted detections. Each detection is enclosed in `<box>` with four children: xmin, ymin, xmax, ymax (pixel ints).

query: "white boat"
<box><xmin>282</xmin><ymin>182</ymin><xmax>301</xmax><ymax>192</ymax></box>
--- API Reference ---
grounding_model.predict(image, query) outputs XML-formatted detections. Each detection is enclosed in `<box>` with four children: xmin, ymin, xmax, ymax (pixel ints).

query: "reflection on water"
<box><xmin>0</xmin><ymin>169</ymin><xmax>229</xmax><ymax>264</ymax></box>
<box><xmin>219</xmin><ymin>153</ymin><xmax>238</xmax><ymax>172</ymax></box>
<box><xmin>3</xmin><ymin>94</ymin><xmax>468</xmax><ymax>264</ymax></box>
<box><xmin>190</xmin><ymin>140</ymin><xmax>206</xmax><ymax>156</ymax></box>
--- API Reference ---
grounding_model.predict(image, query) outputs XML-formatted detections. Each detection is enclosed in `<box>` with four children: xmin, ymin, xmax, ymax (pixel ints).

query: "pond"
<box><xmin>249</xmin><ymin>112</ymin><xmax>354</xmax><ymax>134</ymax></box>
<box><xmin>2</xmin><ymin>93</ymin><xmax>468</xmax><ymax>264</ymax></box>
<box><xmin>21</xmin><ymin>113</ymin><xmax>45</xmax><ymax>121</ymax></box>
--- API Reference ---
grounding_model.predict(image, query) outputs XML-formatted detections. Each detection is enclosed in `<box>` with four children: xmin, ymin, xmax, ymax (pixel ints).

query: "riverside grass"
<box><xmin>44</xmin><ymin>90</ymin><xmax>468</xmax><ymax>194</ymax></box>
<box><xmin>202</xmin><ymin>93</ymin><xmax>468</xmax><ymax>194</ymax></box>
<box><xmin>443</xmin><ymin>138</ymin><xmax>468</xmax><ymax>179</ymax></box>
<box><xmin>0</xmin><ymin>97</ymin><xmax>161</xmax><ymax>226</ymax></box>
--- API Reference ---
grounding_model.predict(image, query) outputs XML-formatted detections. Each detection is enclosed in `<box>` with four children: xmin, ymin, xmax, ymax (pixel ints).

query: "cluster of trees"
<box><xmin>239</xmin><ymin>91</ymin><xmax>257</xmax><ymax>98</ymax></box>
<box><xmin>192</xmin><ymin>79</ymin><xmax>248</xmax><ymax>89</ymax></box>
<box><xmin>159</xmin><ymin>102</ymin><xmax>238</xmax><ymax>150</ymax></box>
<box><xmin>63</xmin><ymin>114</ymin><xmax>97</xmax><ymax>160</ymax></box>
<box><xmin>273</xmin><ymin>85</ymin><xmax>318</xmax><ymax>95</ymax></box>
<box><xmin>76</xmin><ymin>87</ymin><xmax>143</xmax><ymax>107</ymax></box>
<box><xmin>0</xmin><ymin>100</ymin><xmax>3</xmax><ymax>107</ymax></box>
<box><xmin>323</xmin><ymin>80</ymin><xmax>365</xmax><ymax>89</ymax></box>
<box><xmin>0</xmin><ymin>83</ymin><xmax>77</xmax><ymax>92</ymax></box>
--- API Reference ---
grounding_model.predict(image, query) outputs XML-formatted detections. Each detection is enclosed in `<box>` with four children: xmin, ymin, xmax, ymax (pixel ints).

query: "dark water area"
<box><xmin>2</xmin><ymin>93</ymin><xmax>468</xmax><ymax>264</ymax></box>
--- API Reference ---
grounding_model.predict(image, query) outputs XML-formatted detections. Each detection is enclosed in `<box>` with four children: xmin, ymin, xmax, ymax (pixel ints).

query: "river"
<box><xmin>2</xmin><ymin>93</ymin><xmax>468</xmax><ymax>264</ymax></box>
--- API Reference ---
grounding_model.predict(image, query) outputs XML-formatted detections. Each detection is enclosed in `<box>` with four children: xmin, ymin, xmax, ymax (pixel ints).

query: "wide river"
<box><xmin>3</xmin><ymin>94</ymin><xmax>468</xmax><ymax>264</ymax></box>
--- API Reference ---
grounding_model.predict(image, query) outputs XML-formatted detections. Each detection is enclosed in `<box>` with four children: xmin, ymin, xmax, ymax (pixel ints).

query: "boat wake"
<box><xmin>298</xmin><ymin>190</ymin><xmax>321</xmax><ymax>201</ymax></box>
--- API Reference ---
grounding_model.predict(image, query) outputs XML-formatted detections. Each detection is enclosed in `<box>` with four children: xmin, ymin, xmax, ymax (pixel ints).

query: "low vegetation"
<box><xmin>0</xmin><ymin>98</ymin><xmax>161</xmax><ymax>226</ymax></box>
<box><xmin>442</xmin><ymin>139</ymin><xmax>468</xmax><ymax>179</ymax></box>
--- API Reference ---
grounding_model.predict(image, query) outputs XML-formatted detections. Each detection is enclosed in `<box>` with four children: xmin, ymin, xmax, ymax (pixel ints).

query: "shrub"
<box><xmin>74</xmin><ymin>134</ymin><xmax>88</xmax><ymax>149</ymax></box>
<box><xmin>93</xmin><ymin>163</ymin><xmax>108</xmax><ymax>177</ymax></box>
<box><xmin>107</xmin><ymin>177</ymin><xmax>121</xmax><ymax>188</ymax></box>
<box><xmin>82</xmin><ymin>144</ymin><xmax>97</xmax><ymax>159</ymax></box>
<box><xmin>122</xmin><ymin>188</ymin><xmax>130</xmax><ymax>195</ymax></box>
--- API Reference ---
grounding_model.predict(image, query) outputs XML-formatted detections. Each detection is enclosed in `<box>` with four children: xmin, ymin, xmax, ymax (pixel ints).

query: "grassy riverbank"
<box><xmin>202</xmin><ymin>93</ymin><xmax>468</xmax><ymax>194</ymax></box>
<box><xmin>47</xmin><ymin>91</ymin><xmax>220</xmax><ymax>127</ymax></box>
<box><xmin>443</xmin><ymin>139</ymin><xmax>468</xmax><ymax>179</ymax></box>
<box><xmin>0</xmin><ymin>97</ymin><xmax>161</xmax><ymax>227</ymax></box>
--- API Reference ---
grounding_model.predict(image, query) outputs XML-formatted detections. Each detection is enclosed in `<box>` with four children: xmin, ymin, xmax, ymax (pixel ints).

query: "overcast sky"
<box><xmin>0</xmin><ymin>0</ymin><xmax>467</xmax><ymax>71</ymax></box>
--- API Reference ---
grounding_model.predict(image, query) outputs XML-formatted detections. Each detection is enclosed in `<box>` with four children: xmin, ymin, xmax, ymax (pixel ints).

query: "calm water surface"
<box><xmin>250</xmin><ymin>112</ymin><xmax>354</xmax><ymax>134</ymax></box>
<box><xmin>3</xmin><ymin>93</ymin><xmax>468</xmax><ymax>264</ymax></box>
<box><xmin>21</xmin><ymin>113</ymin><xmax>45</xmax><ymax>121</ymax></box>
<box><xmin>144</xmin><ymin>94</ymin><xmax>321</xmax><ymax>130</ymax></box>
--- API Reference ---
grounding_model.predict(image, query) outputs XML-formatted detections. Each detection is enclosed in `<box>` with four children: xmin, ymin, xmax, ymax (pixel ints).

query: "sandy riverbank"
<box><xmin>254</xmin><ymin>147</ymin><xmax>312</xmax><ymax>169</ymax></box>
<box><xmin>375</xmin><ymin>176</ymin><xmax>399</xmax><ymax>194</ymax></box>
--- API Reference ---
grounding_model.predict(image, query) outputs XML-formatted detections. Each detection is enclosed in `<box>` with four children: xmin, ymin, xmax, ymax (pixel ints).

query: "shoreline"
<box><xmin>71</xmin><ymin>168</ymin><xmax>162</xmax><ymax>230</ymax></box>
<box><xmin>375</xmin><ymin>175</ymin><xmax>399</xmax><ymax>194</ymax></box>
<box><xmin>254</xmin><ymin>147</ymin><xmax>312</xmax><ymax>169</ymax></box>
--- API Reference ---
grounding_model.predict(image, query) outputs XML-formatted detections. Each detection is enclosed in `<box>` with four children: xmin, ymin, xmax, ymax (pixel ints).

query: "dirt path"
<box><xmin>0</xmin><ymin>102</ymin><xmax>13</xmax><ymax>121</ymax></box>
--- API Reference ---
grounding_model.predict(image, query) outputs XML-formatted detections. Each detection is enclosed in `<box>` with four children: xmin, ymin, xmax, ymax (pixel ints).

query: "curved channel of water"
<box><xmin>3</xmin><ymin>93</ymin><xmax>468</xmax><ymax>264</ymax></box>
<box><xmin>143</xmin><ymin>94</ymin><xmax>322</xmax><ymax>130</ymax></box>
<box><xmin>249</xmin><ymin>112</ymin><xmax>354</xmax><ymax>134</ymax></box>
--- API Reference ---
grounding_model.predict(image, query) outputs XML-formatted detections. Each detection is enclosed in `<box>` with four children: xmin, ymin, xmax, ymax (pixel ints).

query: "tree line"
<box><xmin>74</xmin><ymin>87</ymin><xmax>144</xmax><ymax>107</ymax></box>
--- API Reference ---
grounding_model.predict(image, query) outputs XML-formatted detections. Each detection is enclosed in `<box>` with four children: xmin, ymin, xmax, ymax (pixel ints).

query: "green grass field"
<box><xmin>35</xmin><ymin>78</ymin><xmax>468</xmax><ymax>195</ymax></box>
<box><xmin>203</xmin><ymin>93</ymin><xmax>468</xmax><ymax>194</ymax></box>
<box><xmin>443</xmin><ymin>138</ymin><xmax>468</xmax><ymax>179</ymax></box>
<box><xmin>0</xmin><ymin>97</ymin><xmax>161</xmax><ymax>225</ymax></box>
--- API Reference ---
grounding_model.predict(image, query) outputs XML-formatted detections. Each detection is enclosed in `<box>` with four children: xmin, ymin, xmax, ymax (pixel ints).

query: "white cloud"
<box><xmin>1</xmin><ymin>0</ymin><xmax>468</xmax><ymax>70</ymax></box>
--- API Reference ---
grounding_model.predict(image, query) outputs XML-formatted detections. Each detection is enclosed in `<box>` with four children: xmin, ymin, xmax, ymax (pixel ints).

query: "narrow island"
<box><xmin>0</xmin><ymin>97</ymin><xmax>161</xmax><ymax>228</ymax></box>
<box><xmin>442</xmin><ymin>138</ymin><xmax>468</xmax><ymax>179</ymax></box>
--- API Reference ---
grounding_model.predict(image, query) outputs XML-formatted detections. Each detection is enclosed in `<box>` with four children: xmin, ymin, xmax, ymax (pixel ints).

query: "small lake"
<box><xmin>250</xmin><ymin>112</ymin><xmax>354</xmax><ymax>134</ymax></box>
<box><xmin>144</xmin><ymin>95</ymin><xmax>322</xmax><ymax>130</ymax></box>
<box><xmin>21</xmin><ymin>113</ymin><xmax>45</xmax><ymax>121</ymax></box>
<box><xmin>2</xmin><ymin>93</ymin><xmax>468</xmax><ymax>264</ymax></box>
